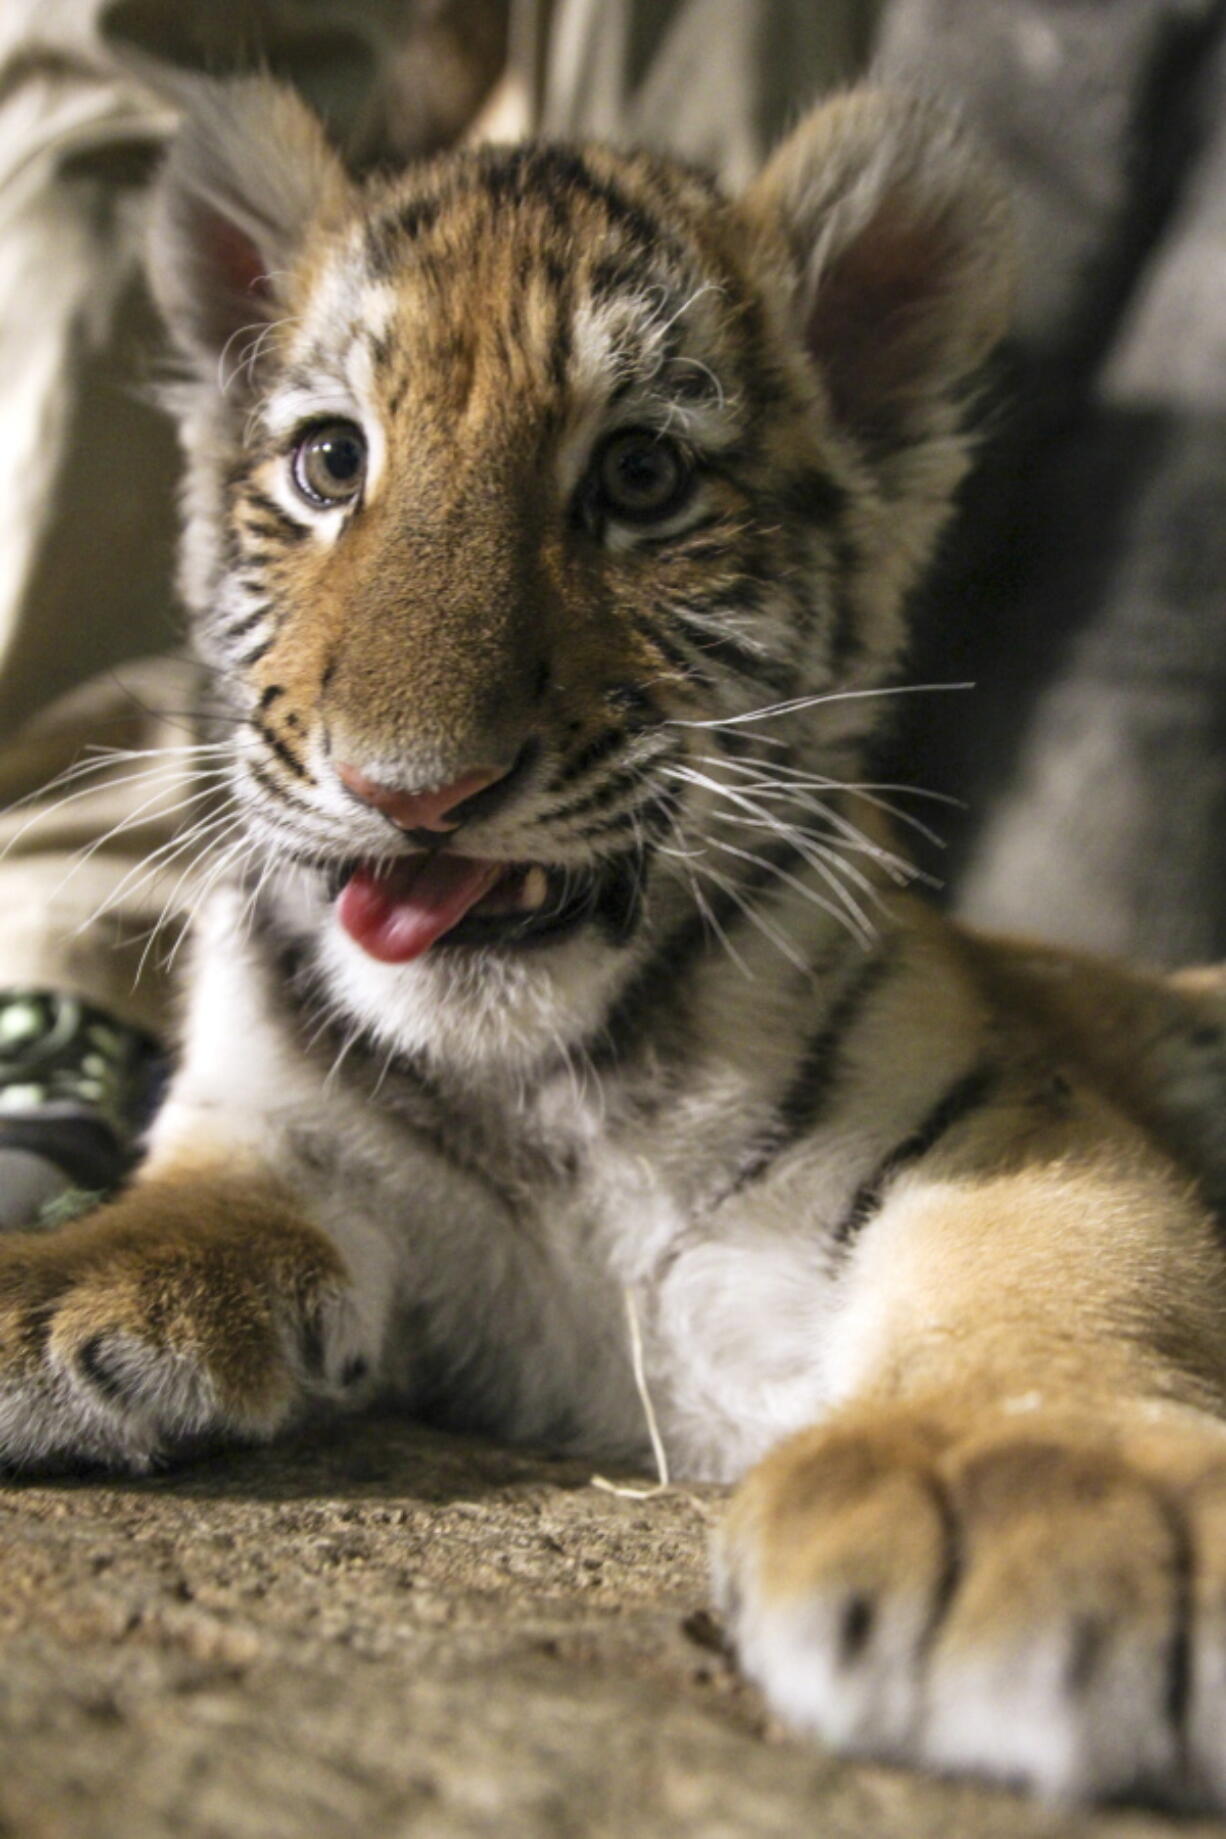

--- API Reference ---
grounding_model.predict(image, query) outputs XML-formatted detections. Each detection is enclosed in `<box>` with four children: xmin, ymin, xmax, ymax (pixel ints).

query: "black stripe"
<box><xmin>260</xmin><ymin>932</ymin><xmax>521</xmax><ymax>1200</ymax></box>
<box><xmin>730</xmin><ymin>947</ymin><xmax>896</xmax><ymax>1192</ymax></box>
<box><xmin>832</xmin><ymin>1062</ymin><xmax>999</xmax><ymax>1248</ymax></box>
<box><xmin>395</xmin><ymin>197</ymin><xmax>440</xmax><ymax>241</ymax></box>
<box><xmin>592</xmin><ymin>850</ymin><xmax>648</xmax><ymax>947</ymax></box>
<box><xmin>671</xmin><ymin>618</ymin><xmax>793</xmax><ymax>694</ymax></box>
<box><xmin>590</xmin><ymin>256</ymin><xmax>645</xmax><ymax>301</ymax></box>
<box><xmin>235</xmin><ymin>637</ymin><xmax>274</xmax><ymax>667</ymax></box>
<box><xmin>573</xmin><ymin>808</ymin><xmax>640</xmax><ymax>841</ymax></box>
<box><xmin>480</xmin><ymin>146</ymin><xmax>670</xmax><ymax>259</ymax></box>
<box><xmin>632</xmin><ymin>612</ymin><xmax>712</xmax><ymax>686</ymax></box>
<box><xmin>653</xmin><ymin>512</ymin><xmax>732</xmax><ymax>551</ymax></box>
<box><xmin>582</xmin><ymin>786</ymin><xmax>680</xmax><ymax>842</ymax></box>
<box><xmin>776</xmin><ymin>467</ymin><xmax>851</xmax><ymax>527</ymax></box>
<box><xmin>247</xmin><ymin>760</ymin><xmax>295</xmax><ymax>806</ymax></box>
<box><xmin>243</xmin><ymin>490</ymin><xmax>308</xmax><ymax>544</ymax></box>
<box><xmin>604</xmin><ymin>682</ymin><xmax>662</xmax><ymax>729</ymax></box>
<box><xmin>1159</xmin><ymin>1488</ymin><xmax>1194</xmax><ymax>1746</ymax></box>
<box><xmin>666</xmin><ymin>538</ymin><xmax>740</xmax><ymax>568</ymax></box>
<box><xmin>221</xmin><ymin>603</ymin><xmax>272</xmax><ymax>644</ymax></box>
<box><xmin>549</xmin><ymin>290</ymin><xmax>573</xmax><ymax>392</ymax></box>
<box><xmin>639</xmin><ymin>784</ymin><xmax>682</xmax><ymax>839</ymax></box>
<box><xmin>545</xmin><ymin>763</ymin><xmax>648</xmax><ymax>825</ymax></box>
<box><xmin>596</xmin><ymin>839</ymin><xmax>811</xmax><ymax>1065</ymax></box>
<box><xmin>363</xmin><ymin>197</ymin><xmax>442</xmax><ymax>278</ymax></box>
<box><xmin>555</xmin><ymin>725</ymin><xmax>628</xmax><ymax>786</ymax></box>
<box><xmin>827</xmin><ymin>532</ymin><xmax>864</xmax><ymax>672</ymax></box>
<box><xmin>716</xmin><ymin>579</ymin><xmax>766</xmax><ymax>617</ymax></box>
<box><xmin>258</xmin><ymin>723</ymin><xmax>309</xmax><ymax>782</ymax></box>
<box><xmin>776</xmin><ymin>951</ymin><xmax>896</xmax><ymax>1140</ymax></box>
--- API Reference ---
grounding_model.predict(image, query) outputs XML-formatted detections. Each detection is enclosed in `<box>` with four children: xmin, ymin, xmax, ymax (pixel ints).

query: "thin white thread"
<box><xmin>591</xmin><ymin>1286</ymin><xmax>671</xmax><ymax>1499</ymax></box>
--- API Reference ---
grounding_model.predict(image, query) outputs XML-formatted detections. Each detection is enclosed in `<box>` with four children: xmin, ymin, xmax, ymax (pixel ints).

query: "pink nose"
<box><xmin>335</xmin><ymin>760</ymin><xmax>508</xmax><ymax>833</ymax></box>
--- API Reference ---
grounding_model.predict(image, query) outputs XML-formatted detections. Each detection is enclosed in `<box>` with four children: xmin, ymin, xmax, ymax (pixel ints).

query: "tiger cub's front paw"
<box><xmin>0</xmin><ymin>1173</ymin><xmax>374</xmax><ymax>1472</ymax></box>
<box><xmin>716</xmin><ymin>1407</ymin><xmax>1226</xmax><ymax>1811</ymax></box>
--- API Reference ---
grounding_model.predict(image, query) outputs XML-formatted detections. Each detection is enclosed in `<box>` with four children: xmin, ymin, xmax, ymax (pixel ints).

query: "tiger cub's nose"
<box><xmin>335</xmin><ymin>760</ymin><xmax>510</xmax><ymax>834</ymax></box>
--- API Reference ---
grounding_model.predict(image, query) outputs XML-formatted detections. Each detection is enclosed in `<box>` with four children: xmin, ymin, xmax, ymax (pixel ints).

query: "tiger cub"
<box><xmin>4</xmin><ymin>76</ymin><xmax>1226</xmax><ymax>1810</ymax></box>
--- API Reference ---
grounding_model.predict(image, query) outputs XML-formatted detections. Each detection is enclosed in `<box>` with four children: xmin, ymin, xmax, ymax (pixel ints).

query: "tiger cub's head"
<box><xmin>149</xmin><ymin>81</ymin><xmax>1011</xmax><ymax>1065</ymax></box>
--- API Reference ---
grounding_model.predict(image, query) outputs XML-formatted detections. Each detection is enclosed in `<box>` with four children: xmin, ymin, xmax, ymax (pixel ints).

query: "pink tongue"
<box><xmin>336</xmin><ymin>856</ymin><xmax>504</xmax><ymax>963</ymax></box>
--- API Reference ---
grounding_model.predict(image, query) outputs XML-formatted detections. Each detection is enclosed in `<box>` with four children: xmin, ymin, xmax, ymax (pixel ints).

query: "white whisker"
<box><xmin>669</xmin><ymin>681</ymin><xmax>973</xmax><ymax>730</ymax></box>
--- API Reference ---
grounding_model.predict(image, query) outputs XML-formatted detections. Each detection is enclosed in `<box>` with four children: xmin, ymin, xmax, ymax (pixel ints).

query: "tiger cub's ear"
<box><xmin>743</xmin><ymin>88</ymin><xmax>1015</xmax><ymax>455</ymax></box>
<box><xmin>148</xmin><ymin>77</ymin><xmax>350</xmax><ymax>373</ymax></box>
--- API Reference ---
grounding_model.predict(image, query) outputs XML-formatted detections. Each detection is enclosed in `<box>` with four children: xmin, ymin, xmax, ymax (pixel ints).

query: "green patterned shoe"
<box><xmin>0</xmin><ymin>991</ymin><xmax>164</xmax><ymax>1230</ymax></box>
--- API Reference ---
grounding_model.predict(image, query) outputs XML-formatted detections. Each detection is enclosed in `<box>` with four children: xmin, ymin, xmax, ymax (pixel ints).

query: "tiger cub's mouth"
<box><xmin>333</xmin><ymin>855</ymin><xmax>615</xmax><ymax>961</ymax></box>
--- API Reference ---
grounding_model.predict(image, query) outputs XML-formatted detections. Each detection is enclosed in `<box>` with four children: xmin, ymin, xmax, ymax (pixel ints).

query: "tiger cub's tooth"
<box><xmin>521</xmin><ymin>866</ymin><xmax>549</xmax><ymax>911</ymax></box>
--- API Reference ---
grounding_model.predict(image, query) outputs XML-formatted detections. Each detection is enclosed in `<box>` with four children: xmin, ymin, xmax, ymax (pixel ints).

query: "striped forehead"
<box><xmin>271</xmin><ymin>147</ymin><xmax>748</xmax><ymax>452</ymax></box>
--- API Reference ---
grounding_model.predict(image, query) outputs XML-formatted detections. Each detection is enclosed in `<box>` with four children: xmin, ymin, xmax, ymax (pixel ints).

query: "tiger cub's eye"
<box><xmin>594</xmin><ymin>429</ymin><xmax>692</xmax><ymax>525</ymax></box>
<box><xmin>292</xmin><ymin>420</ymin><xmax>367</xmax><ymax>507</ymax></box>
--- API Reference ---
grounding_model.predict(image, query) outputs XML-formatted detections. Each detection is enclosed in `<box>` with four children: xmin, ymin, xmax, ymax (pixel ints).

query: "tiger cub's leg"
<box><xmin>0</xmin><ymin>1161</ymin><xmax>384</xmax><ymax>1472</ymax></box>
<box><xmin>715</xmin><ymin>1150</ymin><xmax>1226</xmax><ymax>1808</ymax></box>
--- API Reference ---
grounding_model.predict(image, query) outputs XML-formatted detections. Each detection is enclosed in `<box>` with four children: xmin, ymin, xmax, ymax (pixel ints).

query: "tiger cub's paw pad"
<box><xmin>0</xmin><ymin>1198</ymin><xmax>371</xmax><ymax>1472</ymax></box>
<box><xmin>716</xmin><ymin>1415</ymin><xmax>1226</xmax><ymax>1811</ymax></box>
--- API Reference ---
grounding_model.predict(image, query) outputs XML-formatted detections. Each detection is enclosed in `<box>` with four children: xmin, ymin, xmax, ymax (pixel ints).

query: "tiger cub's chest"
<box><xmin>461</xmin><ymin>1111</ymin><xmax>849</xmax><ymax>1480</ymax></box>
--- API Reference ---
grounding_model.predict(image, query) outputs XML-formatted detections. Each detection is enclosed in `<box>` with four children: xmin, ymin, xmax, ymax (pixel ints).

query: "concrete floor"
<box><xmin>0</xmin><ymin>1412</ymin><xmax>1221</xmax><ymax>1839</ymax></box>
